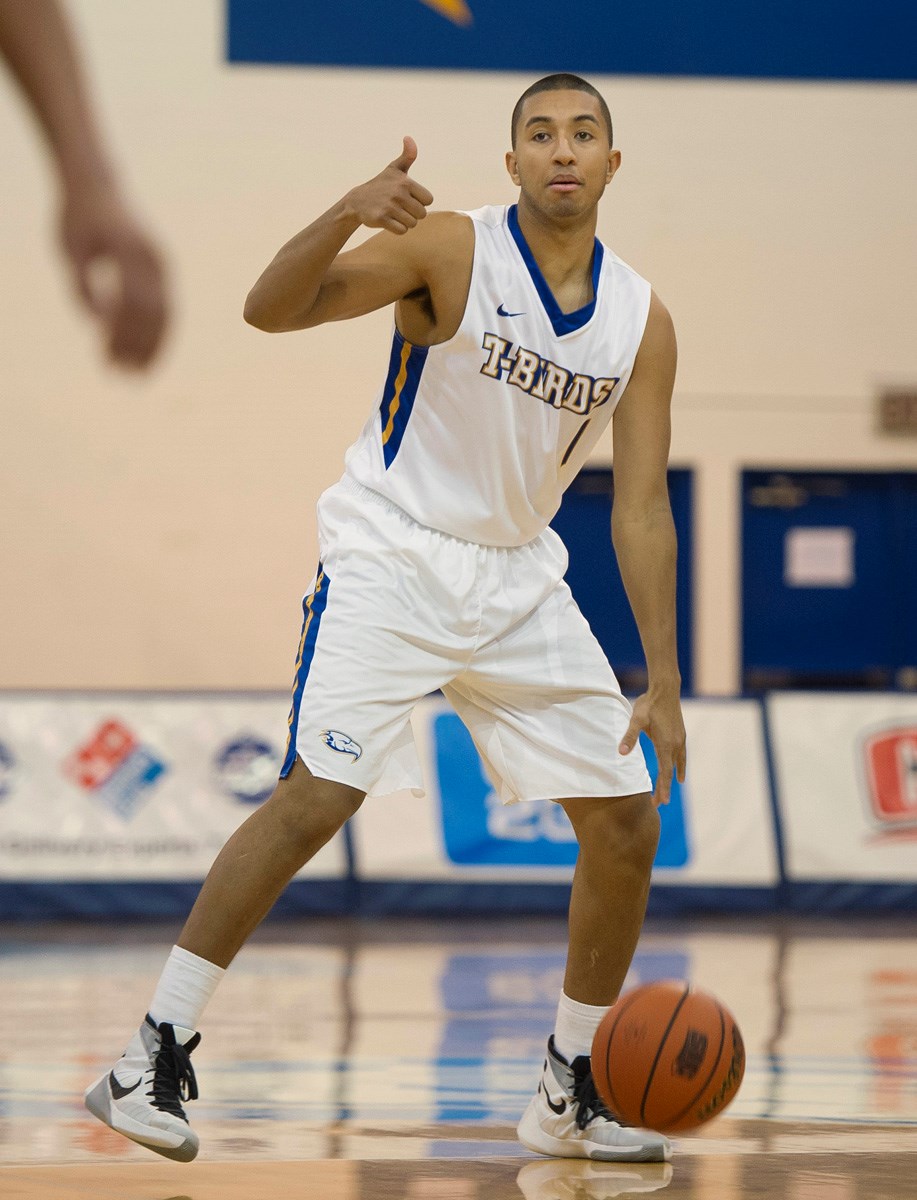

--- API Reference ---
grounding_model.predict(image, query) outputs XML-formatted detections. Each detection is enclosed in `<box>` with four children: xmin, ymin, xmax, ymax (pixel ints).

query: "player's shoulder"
<box><xmin>462</xmin><ymin>203</ymin><xmax>509</xmax><ymax>229</ymax></box>
<box><xmin>637</xmin><ymin>290</ymin><xmax>677</xmax><ymax>361</ymax></box>
<box><xmin>403</xmin><ymin>205</ymin><xmax>506</xmax><ymax>257</ymax></box>
<box><xmin>400</xmin><ymin>208</ymin><xmax>474</xmax><ymax>261</ymax></box>
<box><xmin>598</xmin><ymin>239</ymin><xmax>651</xmax><ymax>289</ymax></box>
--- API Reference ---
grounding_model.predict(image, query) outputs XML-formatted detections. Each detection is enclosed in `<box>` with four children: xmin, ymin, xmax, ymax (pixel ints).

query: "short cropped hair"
<box><xmin>511</xmin><ymin>73</ymin><xmax>613</xmax><ymax>149</ymax></box>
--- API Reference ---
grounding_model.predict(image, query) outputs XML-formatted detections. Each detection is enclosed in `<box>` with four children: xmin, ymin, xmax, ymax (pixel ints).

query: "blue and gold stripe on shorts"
<box><xmin>280</xmin><ymin>565</ymin><xmax>330</xmax><ymax>778</ymax></box>
<box><xmin>379</xmin><ymin>330</ymin><xmax>429</xmax><ymax>468</ymax></box>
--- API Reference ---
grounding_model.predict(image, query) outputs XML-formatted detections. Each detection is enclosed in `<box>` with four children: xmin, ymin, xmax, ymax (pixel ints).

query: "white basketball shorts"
<box><xmin>280</xmin><ymin>477</ymin><xmax>652</xmax><ymax>804</ymax></box>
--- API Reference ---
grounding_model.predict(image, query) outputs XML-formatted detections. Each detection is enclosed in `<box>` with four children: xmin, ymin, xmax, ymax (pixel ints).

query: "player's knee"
<box><xmin>619</xmin><ymin>794</ymin><xmax>661</xmax><ymax>869</ymax></box>
<box><xmin>567</xmin><ymin>793</ymin><xmax>660</xmax><ymax>869</ymax></box>
<box><xmin>271</xmin><ymin>757</ymin><xmax>365</xmax><ymax>840</ymax></box>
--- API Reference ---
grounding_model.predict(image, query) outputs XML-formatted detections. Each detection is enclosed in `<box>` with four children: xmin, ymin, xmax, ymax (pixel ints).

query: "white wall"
<box><xmin>1</xmin><ymin>1</ymin><xmax>915</xmax><ymax>692</ymax></box>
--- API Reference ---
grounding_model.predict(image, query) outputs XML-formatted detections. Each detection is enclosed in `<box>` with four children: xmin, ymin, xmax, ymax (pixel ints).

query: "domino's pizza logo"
<box><xmin>214</xmin><ymin>735</ymin><xmax>279</xmax><ymax>805</ymax></box>
<box><xmin>0</xmin><ymin>741</ymin><xmax>14</xmax><ymax>801</ymax></box>
<box><xmin>862</xmin><ymin>725</ymin><xmax>917</xmax><ymax>830</ymax></box>
<box><xmin>62</xmin><ymin>719</ymin><xmax>167</xmax><ymax>821</ymax></box>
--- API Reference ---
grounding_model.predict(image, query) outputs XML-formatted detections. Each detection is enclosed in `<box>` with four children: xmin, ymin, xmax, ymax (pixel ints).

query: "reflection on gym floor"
<box><xmin>1</xmin><ymin>916</ymin><xmax>915</xmax><ymax>1198</ymax></box>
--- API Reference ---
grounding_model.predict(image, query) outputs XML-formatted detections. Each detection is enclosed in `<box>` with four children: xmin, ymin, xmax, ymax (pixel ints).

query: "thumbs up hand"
<box><xmin>345</xmin><ymin>137</ymin><xmax>435</xmax><ymax>234</ymax></box>
<box><xmin>389</xmin><ymin>135</ymin><xmax>419</xmax><ymax>174</ymax></box>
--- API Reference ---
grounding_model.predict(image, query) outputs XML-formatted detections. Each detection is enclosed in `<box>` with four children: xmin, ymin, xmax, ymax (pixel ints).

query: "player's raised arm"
<box><xmin>243</xmin><ymin>137</ymin><xmax>435</xmax><ymax>333</ymax></box>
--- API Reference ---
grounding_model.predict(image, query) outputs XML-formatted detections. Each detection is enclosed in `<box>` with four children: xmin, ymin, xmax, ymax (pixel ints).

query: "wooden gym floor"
<box><xmin>1</xmin><ymin>914</ymin><xmax>915</xmax><ymax>1198</ymax></box>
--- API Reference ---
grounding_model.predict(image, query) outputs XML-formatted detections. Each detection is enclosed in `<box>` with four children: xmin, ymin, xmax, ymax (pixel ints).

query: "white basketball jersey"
<box><xmin>343</xmin><ymin>203</ymin><xmax>652</xmax><ymax>547</ymax></box>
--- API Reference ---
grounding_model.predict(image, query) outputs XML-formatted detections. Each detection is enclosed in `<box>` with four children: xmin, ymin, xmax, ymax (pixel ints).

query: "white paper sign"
<box><xmin>784</xmin><ymin>526</ymin><xmax>855</xmax><ymax>587</ymax></box>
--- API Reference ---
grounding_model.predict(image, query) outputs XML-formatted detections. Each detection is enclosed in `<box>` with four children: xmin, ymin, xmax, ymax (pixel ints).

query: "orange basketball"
<box><xmin>591</xmin><ymin>980</ymin><xmax>745</xmax><ymax>1133</ymax></box>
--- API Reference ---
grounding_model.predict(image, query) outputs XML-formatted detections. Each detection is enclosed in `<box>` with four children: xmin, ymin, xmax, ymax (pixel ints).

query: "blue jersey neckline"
<box><xmin>507</xmin><ymin>204</ymin><xmax>604</xmax><ymax>337</ymax></box>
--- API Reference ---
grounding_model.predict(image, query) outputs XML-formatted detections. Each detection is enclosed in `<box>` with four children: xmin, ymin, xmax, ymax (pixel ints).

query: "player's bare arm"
<box><xmin>611</xmin><ymin>290</ymin><xmax>687</xmax><ymax>805</ymax></box>
<box><xmin>244</xmin><ymin>137</ymin><xmax>472</xmax><ymax>342</ymax></box>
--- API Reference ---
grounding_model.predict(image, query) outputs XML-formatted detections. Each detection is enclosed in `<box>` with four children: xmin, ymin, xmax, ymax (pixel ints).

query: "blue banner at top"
<box><xmin>227</xmin><ymin>0</ymin><xmax>916</xmax><ymax>82</ymax></box>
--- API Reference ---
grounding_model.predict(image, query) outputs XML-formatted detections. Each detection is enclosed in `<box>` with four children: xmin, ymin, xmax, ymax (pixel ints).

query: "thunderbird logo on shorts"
<box><xmin>321</xmin><ymin>730</ymin><xmax>363</xmax><ymax>762</ymax></box>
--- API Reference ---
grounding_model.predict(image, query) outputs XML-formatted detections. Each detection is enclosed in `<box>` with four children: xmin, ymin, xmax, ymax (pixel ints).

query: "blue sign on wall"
<box><xmin>434</xmin><ymin>712</ymin><xmax>689</xmax><ymax>869</ymax></box>
<box><xmin>227</xmin><ymin>0</ymin><xmax>916</xmax><ymax>82</ymax></box>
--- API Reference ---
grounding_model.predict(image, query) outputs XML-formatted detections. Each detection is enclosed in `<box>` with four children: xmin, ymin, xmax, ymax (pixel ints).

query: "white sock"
<box><xmin>553</xmin><ymin>989</ymin><xmax>611</xmax><ymax>1063</ymax></box>
<box><xmin>147</xmin><ymin>945</ymin><xmax>225</xmax><ymax>1032</ymax></box>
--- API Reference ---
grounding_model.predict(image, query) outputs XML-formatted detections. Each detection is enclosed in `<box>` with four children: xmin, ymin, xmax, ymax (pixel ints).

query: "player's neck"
<box><xmin>515</xmin><ymin>198</ymin><xmax>598</xmax><ymax>295</ymax></box>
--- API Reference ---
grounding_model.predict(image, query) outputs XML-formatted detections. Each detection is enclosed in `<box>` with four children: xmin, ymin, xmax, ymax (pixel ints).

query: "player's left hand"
<box><xmin>60</xmin><ymin>181</ymin><xmax>169</xmax><ymax>369</ymax></box>
<box><xmin>618</xmin><ymin>689</ymin><xmax>686</xmax><ymax>807</ymax></box>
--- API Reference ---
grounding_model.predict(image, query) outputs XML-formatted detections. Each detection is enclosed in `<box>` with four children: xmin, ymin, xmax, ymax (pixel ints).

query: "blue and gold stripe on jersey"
<box><xmin>280</xmin><ymin>565</ymin><xmax>331</xmax><ymax>778</ymax></box>
<box><xmin>379</xmin><ymin>330</ymin><xmax>429</xmax><ymax>468</ymax></box>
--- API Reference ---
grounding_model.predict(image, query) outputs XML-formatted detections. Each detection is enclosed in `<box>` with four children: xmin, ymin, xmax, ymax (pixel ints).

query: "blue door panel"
<box><xmin>550</xmin><ymin>469</ymin><xmax>693</xmax><ymax>693</ymax></box>
<box><xmin>742</xmin><ymin>470</ymin><xmax>917</xmax><ymax>689</ymax></box>
<box><xmin>892</xmin><ymin>476</ymin><xmax>917</xmax><ymax>679</ymax></box>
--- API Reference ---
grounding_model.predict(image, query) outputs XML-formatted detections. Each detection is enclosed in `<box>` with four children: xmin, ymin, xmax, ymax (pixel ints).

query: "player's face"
<box><xmin>506</xmin><ymin>90</ymin><xmax>619</xmax><ymax>221</ymax></box>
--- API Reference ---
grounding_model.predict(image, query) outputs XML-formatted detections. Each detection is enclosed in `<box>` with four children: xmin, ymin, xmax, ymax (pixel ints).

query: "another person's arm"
<box><xmin>610</xmin><ymin>291</ymin><xmax>687</xmax><ymax>805</ymax></box>
<box><xmin>0</xmin><ymin>0</ymin><xmax>168</xmax><ymax>367</ymax></box>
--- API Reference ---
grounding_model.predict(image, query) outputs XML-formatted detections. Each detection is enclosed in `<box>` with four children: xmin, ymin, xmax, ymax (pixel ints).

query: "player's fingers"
<box><xmin>401</xmin><ymin>196</ymin><xmax>429</xmax><ymax>221</ymax></box>
<box><xmin>392</xmin><ymin>206</ymin><xmax>422</xmax><ymax>229</ymax></box>
<box><xmin>654</xmin><ymin>757</ymin><xmax>673</xmax><ymax>807</ymax></box>
<box><xmin>676</xmin><ymin>743</ymin><xmax>687</xmax><ymax>783</ymax></box>
<box><xmin>409</xmin><ymin>180</ymin><xmax>435</xmax><ymax>207</ymax></box>
<box><xmin>389</xmin><ymin>135</ymin><xmax>418</xmax><ymax>174</ymax></box>
<box><xmin>618</xmin><ymin>717</ymin><xmax>641</xmax><ymax>756</ymax></box>
<box><xmin>382</xmin><ymin>216</ymin><xmax>409</xmax><ymax>235</ymax></box>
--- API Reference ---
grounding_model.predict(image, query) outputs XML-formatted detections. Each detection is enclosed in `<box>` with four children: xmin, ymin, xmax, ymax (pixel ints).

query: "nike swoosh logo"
<box><xmin>539</xmin><ymin>1079</ymin><xmax>567</xmax><ymax>1115</ymax></box>
<box><xmin>497</xmin><ymin>303</ymin><xmax>525</xmax><ymax>317</ymax></box>
<box><xmin>109</xmin><ymin>1071</ymin><xmax>143</xmax><ymax>1100</ymax></box>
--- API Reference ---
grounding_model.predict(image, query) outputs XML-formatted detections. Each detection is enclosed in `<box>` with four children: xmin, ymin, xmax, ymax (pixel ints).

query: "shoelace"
<box><xmin>148</xmin><ymin>1035</ymin><xmax>200</xmax><ymax>1118</ymax></box>
<box><xmin>570</xmin><ymin>1058</ymin><xmax>621</xmax><ymax>1131</ymax></box>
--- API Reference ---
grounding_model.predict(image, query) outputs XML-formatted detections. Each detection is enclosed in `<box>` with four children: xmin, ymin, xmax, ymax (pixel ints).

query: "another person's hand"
<box><xmin>60</xmin><ymin>179</ymin><xmax>169</xmax><ymax>369</ymax></box>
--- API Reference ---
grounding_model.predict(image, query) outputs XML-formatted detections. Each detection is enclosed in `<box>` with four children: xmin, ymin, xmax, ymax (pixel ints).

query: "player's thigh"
<box><xmin>281</xmin><ymin>555</ymin><xmax>470</xmax><ymax>797</ymax></box>
<box><xmin>446</xmin><ymin>581</ymin><xmax>652</xmax><ymax>803</ymax></box>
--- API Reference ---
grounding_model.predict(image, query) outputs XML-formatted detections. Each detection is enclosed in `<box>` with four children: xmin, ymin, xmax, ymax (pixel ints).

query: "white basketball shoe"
<box><xmin>517</xmin><ymin>1037</ymin><xmax>671</xmax><ymax>1163</ymax></box>
<box><xmin>84</xmin><ymin>1014</ymin><xmax>201</xmax><ymax>1162</ymax></box>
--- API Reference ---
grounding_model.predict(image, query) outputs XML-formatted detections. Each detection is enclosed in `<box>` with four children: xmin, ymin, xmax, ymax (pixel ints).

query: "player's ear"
<box><xmin>505</xmin><ymin>150</ymin><xmax>521</xmax><ymax>187</ymax></box>
<box><xmin>607</xmin><ymin>148</ymin><xmax>622</xmax><ymax>183</ymax></box>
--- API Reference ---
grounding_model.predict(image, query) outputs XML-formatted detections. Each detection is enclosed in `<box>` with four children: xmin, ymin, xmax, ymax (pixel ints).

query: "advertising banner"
<box><xmin>0</xmin><ymin>694</ymin><xmax>346</xmax><ymax>881</ymax></box>
<box><xmin>0</xmin><ymin>691</ymin><xmax>782</xmax><ymax>904</ymax></box>
<box><xmin>352</xmin><ymin>696</ymin><xmax>778</xmax><ymax>888</ymax></box>
<box><xmin>768</xmin><ymin>692</ymin><xmax>917</xmax><ymax>881</ymax></box>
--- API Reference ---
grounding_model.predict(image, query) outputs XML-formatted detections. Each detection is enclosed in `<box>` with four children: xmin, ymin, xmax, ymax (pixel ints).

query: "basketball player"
<box><xmin>85</xmin><ymin>74</ymin><xmax>686</xmax><ymax>1164</ymax></box>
